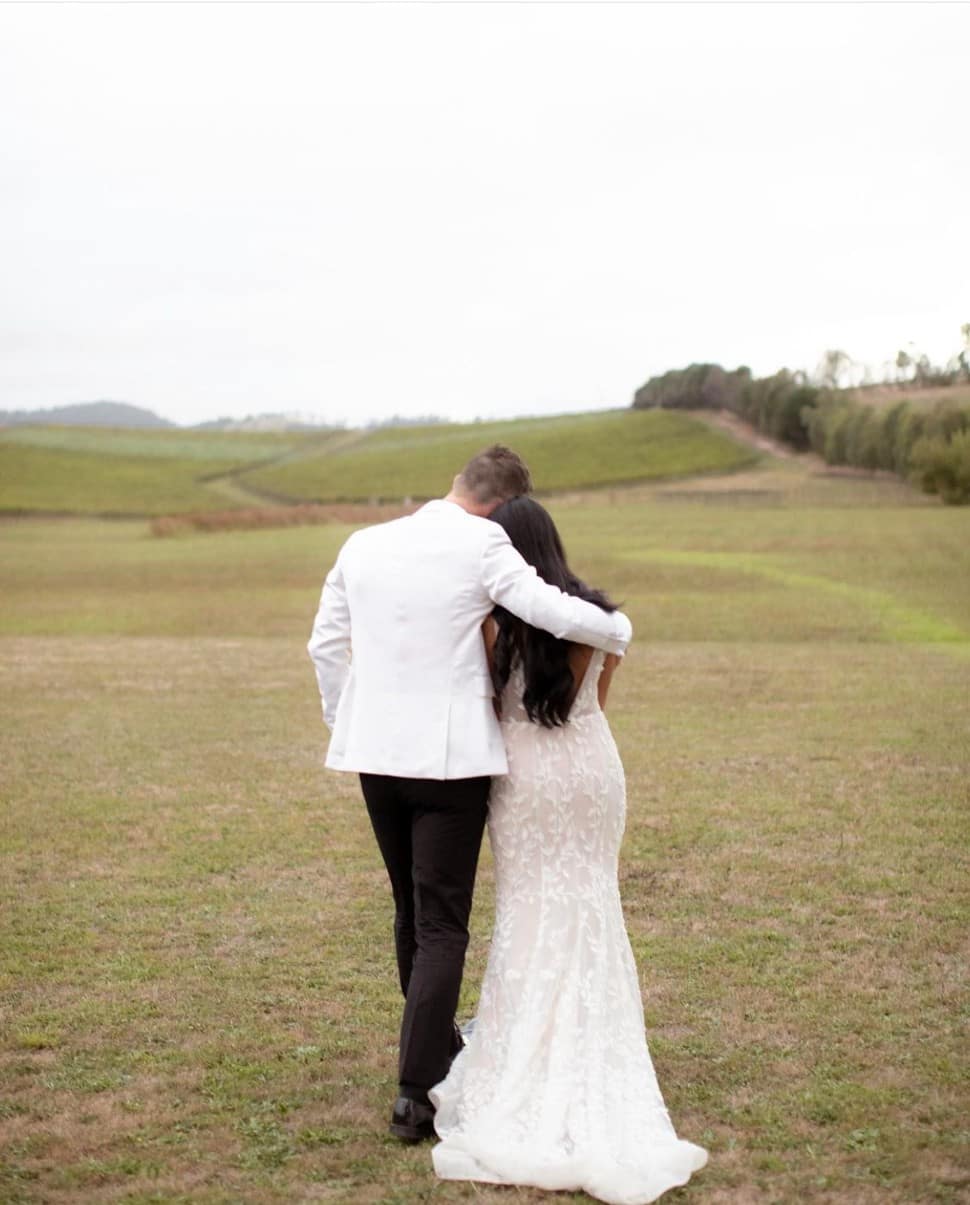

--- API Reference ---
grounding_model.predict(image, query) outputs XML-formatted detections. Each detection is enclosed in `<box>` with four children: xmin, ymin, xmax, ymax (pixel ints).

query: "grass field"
<box><xmin>1</xmin><ymin>456</ymin><xmax>968</xmax><ymax>1204</ymax></box>
<box><xmin>0</xmin><ymin>410</ymin><xmax>759</xmax><ymax>517</ymax></box>
<box><xmin>237</xmin><ymin>410</ymin><xmax>758</xmax><ymax>503</ymax></box>
<box><xmin>0</xmin><ymin>428</ymin><xmax>330</xmax><ymax>516</ymax></box>
<box><xmin>0</xmin><ymin>428</ymin><xmax>309</xmax><ymax>461</ymax></box>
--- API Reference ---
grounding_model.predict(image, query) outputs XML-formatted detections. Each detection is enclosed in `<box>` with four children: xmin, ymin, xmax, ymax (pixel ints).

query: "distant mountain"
<box><xmin>0</xmin><ymin>401</ymin><xmax>174</xmax><ymax>428</ymax></box>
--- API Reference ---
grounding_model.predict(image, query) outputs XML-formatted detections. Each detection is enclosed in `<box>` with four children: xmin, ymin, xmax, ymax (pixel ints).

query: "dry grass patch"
<box><xmin>150</xmin><ymin>502</ymin><xmax>418</xmax><ymax>537</ymax></box>
<box><xmin>2</xmin><ymin>478</ymin><xmax>968</xmax><ymax>1202</ymax></box>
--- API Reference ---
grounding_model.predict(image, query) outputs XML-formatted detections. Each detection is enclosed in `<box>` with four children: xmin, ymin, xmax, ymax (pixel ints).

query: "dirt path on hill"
<box><xmin>689</xmin><ymin>408</ymin><xmax>804</xmax><ymax>461</ymax></box>
<box><xmin>198</xmin><ymin>428</ymin><xmax>371</xmax><ymax>507</ymax></box>
<box><xmin>690</xmin><ymin>408</ymin><xmax>911</xmax><ymax>484</ymax></box>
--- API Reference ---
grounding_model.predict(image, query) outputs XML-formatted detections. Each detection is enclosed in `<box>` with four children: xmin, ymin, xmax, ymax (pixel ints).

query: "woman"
<box><xmin>430</xmin><ymin>497</ymin><xmax>707</xmax><ymax>1205</ymax></box>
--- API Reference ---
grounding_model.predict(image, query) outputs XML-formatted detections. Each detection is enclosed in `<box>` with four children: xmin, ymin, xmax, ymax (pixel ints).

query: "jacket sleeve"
<box><xmin>307</xmin><ymin>546</ymin><xmax>352</xmax><ymax>729</ymax></box>
<box><xmin>480</xmin><ymin>525</ymin><xmax>632</xmax><ymax>655</ymax></box>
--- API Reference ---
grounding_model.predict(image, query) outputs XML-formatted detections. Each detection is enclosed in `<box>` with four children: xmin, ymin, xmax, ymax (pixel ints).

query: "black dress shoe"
<box><xmin>389</xmin><ymin>1095</ymin><xmax>436</xmax><ymax>1143</ymax></box>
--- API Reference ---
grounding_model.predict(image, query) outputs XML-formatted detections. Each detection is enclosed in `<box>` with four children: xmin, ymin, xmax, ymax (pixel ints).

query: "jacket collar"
<box><xmin>418</xmin><ymin>498</ymin><xmax>467</xmax><ymax>518</ymax></box>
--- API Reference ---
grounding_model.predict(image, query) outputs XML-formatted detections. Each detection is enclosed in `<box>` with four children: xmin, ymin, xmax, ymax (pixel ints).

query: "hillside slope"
<box><xmin>0</xmin><ymin>409</ymin><xmax>758</xmax><ymax>516</ymax></box>
<box><xmin>238</xmin><ymin>409</ymin><xmax>758</xmax><ymax>503</ymax></box>
<box><xmin>0</xmin><ymin>427</ymin><xmax>328</xmax><ymax>516</ymax></box>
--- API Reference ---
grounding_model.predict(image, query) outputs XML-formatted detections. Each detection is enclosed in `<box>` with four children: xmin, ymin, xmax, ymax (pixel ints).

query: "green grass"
<box><xmin>1</xmin><ymin>460</ymin><xmax>968</xmax><ymax>1203</ymax></box>
<box><xmin>0</xmin><ymin>411</ymin><xmax>755</xmax><ymax>517</ymax></box>
<box><xmin>237</xmin><ymin>409</ymin><xmax>759</xmax><ymax>502</ymax></box>
<box><xmin>0</xmin><ymin>442</ymin><xmax>255</xmax><ymax>515</ymax></box>
<box><xmin>0</xmin><ymin>426</ymin><xmax>309</xmax><ymax>462</ymax></box>
<box><xmin>0</xmin><ymin>427</ymin><xmax>332</xmax><ymax>516</ymax></box>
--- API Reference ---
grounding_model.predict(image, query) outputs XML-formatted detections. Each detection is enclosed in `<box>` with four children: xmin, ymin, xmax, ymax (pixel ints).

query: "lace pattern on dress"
<box><xmin>430</xmin><ymin>650</ymin><xmax>708</xmax><ymax>1204</ymax></box>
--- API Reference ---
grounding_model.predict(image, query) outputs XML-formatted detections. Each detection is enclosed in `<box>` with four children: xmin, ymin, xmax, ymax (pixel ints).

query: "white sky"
<box><xmin>1</xmin><ymin>2</ymin><xmax>967</xmax><ymax>427</ymax></box>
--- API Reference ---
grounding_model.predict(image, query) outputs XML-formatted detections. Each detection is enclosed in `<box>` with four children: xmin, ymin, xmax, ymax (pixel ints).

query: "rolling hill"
<box><xmin>0</xmin><ymin>426</ymin><xmax>330</xmax><ymax>516</ymax></box>
<box><xmin>0</xmin><ymin>401</ymin><xmax>173</xmax><ymax>428</ymax></box>
<box><xmin>0</xmin><ymin>409</ymin><xmax>759</xmax><ymax>517</ymax></box>
<box><xmin>236</xmin><ymin>409</ymin><xmax>758</xmax><ymax>503</ymax></box>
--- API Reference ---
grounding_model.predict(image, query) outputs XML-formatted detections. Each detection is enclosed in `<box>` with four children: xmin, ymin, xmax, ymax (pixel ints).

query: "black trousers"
<box><xmin>360</xmin><ymin>772</ymin><xmax>490</xmax><ymax>1102</ymax></box>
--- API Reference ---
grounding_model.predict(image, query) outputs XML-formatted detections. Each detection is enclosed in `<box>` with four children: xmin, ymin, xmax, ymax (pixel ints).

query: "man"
<box><xmin>307</xmin><ymin>445</ymin><xmax>632</xmax><ymax>1142</ymax></box>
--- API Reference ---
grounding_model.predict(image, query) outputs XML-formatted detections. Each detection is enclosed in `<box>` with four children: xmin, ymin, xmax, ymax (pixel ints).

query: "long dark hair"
<box><xmin>489</xmin><ymin>496</ymin><xmax>616</xmax><ymax>727</ymax></box>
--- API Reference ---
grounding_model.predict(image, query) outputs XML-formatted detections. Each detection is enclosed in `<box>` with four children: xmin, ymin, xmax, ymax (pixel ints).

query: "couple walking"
<box><xmin>308</xmin><ymin>445</ymin><xmax>707</xmax><ymax>1204</ymax></box>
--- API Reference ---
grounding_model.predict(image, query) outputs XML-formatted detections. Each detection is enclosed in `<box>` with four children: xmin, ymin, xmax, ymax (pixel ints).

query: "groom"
<box><xmin>307</xmin><ymin>445</ymin><xmax>631</xmax><ymax>1141</ymax></box>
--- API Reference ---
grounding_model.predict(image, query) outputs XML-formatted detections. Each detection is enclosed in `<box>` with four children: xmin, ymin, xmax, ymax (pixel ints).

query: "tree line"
<box><xmin>631</xmin><ymin>326</ymin><xmax>970</xmax><ymax>504</ymax></box>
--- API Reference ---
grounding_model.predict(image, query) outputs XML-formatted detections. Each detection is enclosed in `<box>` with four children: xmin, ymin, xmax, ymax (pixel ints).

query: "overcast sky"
<box><xmin>1</xmin><ymin>3</ymin><xmax>967</xmax><ymax>428</ymax></box>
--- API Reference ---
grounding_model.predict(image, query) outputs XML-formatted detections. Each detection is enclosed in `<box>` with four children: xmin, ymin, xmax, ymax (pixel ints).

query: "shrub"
<box><xmin>822</xmin><ymin>406</ymin><xmax>854</xmax><ymax>465</ymax></box>
<box><xmin>910</xmin><ymin>430</ymin><xmax>970</xmax><ymax>504</ymax></box>
<box><xmin>149</xmin><ymin>501</ymin><xmax>417</xmax><ymax>537</ymax></box>
<box><xmin>877</xmin><ymin>401</ymin><xmax>911</xmax><ymax>471</ymax></box>
<box><xmin>924</xmin><ymin>401</ymin><xmax>970</xmax><ymax>442</ymax></box>
<box><xmin>770</xmin><ymin>384</ymin><xmax>819</xmax><ymax>450</ymax></box>
<box><xmin>802</xmin><ymin>395</ymin><xmax>839</xmax><ymax>457</ymax></box>
<box><xmin>844</xmin><ymin>406</ymin><xmax>883</xmax><ymax>470</ymax></box>
<box><xmin>891</xmin><ymin>406</ymin><xmax>927</xmax><ymax>475</ymax></box>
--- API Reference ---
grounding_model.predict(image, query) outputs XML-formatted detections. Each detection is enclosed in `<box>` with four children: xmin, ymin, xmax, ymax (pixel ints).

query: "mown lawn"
<box><xmin>1</xmin><ymin>462</ymin><xmax>967</xmax><ymax>1204</ymax></box>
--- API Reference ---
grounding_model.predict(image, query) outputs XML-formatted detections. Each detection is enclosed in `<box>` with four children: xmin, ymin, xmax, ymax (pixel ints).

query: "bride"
<box><xmin>430</xmin><ymin>497</ymin><xmax>708</xmax><ymax>1205</ymax></box>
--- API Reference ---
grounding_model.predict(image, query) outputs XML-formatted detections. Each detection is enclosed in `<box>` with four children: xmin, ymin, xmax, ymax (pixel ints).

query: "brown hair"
<box><xmin>457</xmin><ymin>444</ymin><xmax>533</xmax><ymax>505</ymax></box>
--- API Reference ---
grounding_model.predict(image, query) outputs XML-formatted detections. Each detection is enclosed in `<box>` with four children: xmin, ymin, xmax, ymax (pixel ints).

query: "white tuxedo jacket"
<box><xmin>307</xmin><ymin>499</ymin><xmax>632</xmax><ymax>779</ymax></box>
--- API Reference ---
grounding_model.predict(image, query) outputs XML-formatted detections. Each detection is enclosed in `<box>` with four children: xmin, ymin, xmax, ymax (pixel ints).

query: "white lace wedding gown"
<box><xmin>430</xmin><ymin>649</ymin><xmax>708</xmax><ymax>1204</ymax></box>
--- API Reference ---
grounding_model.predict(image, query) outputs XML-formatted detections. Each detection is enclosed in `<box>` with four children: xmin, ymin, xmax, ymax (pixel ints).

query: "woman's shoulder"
<box><xmin>568</xmin><ymin>644</ymin><xmax>620</xmax><ymax>708</ymax></box>
<box><xmin>568</xmin><ymin>643</ymin><xmax>596</xmax><ymax>672</ymax></box>
<box><xmin>568</xmin><ymin>643</ymin><xmax>617</xmax><ymax>667</ymax></box>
